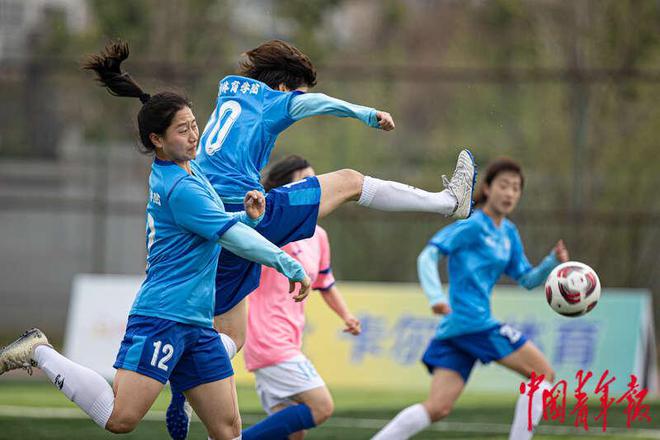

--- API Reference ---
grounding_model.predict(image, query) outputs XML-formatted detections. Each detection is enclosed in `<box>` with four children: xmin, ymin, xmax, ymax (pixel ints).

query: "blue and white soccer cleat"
<box><xmin>443</xmin><ymin>149</ymin><xmax>477</xmax><ymax>219</ymax></box>
<box><xmin>166</xmin><ymin>390</ymin><xmax>192</xmax><ymax>440</ymax></box>
<box><xmin>0</xmin><ymin>328</ymin><xmax>51</xmax><ymax>376</ymax></box>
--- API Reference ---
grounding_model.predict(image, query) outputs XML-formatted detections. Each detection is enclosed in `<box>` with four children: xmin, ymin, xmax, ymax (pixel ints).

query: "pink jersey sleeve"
<box><xmin>312</xmin><ymin>226</ymin><xmax>336</xmax><ymax>291</ymax></box>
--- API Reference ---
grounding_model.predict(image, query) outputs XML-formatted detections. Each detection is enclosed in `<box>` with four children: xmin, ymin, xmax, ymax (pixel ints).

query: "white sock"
<box><xmin>219</xmin><ymin>333</ymin><xmax>237</xmax><ymax>359</ymax></box>
<box><xmin>509</xmin><ymin>380</ymin><xmax>552</xmax><ymax>440</ymax></box>
<box><xmin>357</xmin><ymin>176</ymin><xmax>456</xmax><ymax>215</ymax></box>
<box><xmin>372</xmin><ymin>403</ymin><xmax>431</xmax><ymax>440</ymax></box>
<box><xmin>34</xmin><ymin>345</ymin><xmax>114</xmax><ymax>428</ymax></box>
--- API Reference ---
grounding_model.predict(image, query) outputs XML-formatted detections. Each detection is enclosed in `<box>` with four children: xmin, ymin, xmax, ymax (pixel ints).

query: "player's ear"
<box><xmin>149</xmin><ymin>132</ymin><xmax>164</xmax><ymax>150</ymax></box>
<box><xmin>277</xmin><ymin>83</ymin><xmax>289</xmax><ymax>92</ymax></box>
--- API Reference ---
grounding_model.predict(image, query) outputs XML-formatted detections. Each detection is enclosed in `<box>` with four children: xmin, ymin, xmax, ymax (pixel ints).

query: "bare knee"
<box><xmin>105</xmin><ymin>411</ymin><xmax>140</xmax><ymax>434</ymax></box>
<box><xmin>207</xmin><ymin>413</ymin><xmax>241</xmax><ymax>440</ymax></box>
<box><xmin>335</xmin><ymin>168</ymin><xmax>364</xmax><ymax>196</ymax></box>
<box><xmin>309</xmin><ymin>398</ymin><xmax>334</xmax><ymax>425</ymax></box>
<box><xmin>341</xmin><ymin>168</ymin><xmax>364</xmax><ymax>187</ymax></box>
<box><xmin>423</xmin><ymin>400</ymin><xmax>452</xmax><ymax>422</ymax></box>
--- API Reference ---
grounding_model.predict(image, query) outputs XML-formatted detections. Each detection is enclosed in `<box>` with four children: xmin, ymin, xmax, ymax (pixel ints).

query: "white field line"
<box><xmin>0</xmin><ymin>405</ymin><xmax>658</xmax><ymax>438</ymax></box>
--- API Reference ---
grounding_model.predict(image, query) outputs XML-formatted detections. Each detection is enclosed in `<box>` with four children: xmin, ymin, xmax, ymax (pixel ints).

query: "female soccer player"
<box><xmin>200</xmin><ymin>38</ymin><xmax>476</xmax><ymax>359</ymax></box>
<box><xmin>0</xmin><ymin>41</ymin><xmax>310</xmax><ymax>440</ymax></box>
<box><xmin>241</xmin><ymin>155</ymin><xmax>361</xmax><ymax>440</ymax></box>
<box><xmin>372</xmin><ymin>158</ymin><xmax>570</xmax><ymax>440</ymax></box>
<box><xmin>168</xmin><ymin>38</ymin><xmax>477</xmax><ymax>439</ymax></box>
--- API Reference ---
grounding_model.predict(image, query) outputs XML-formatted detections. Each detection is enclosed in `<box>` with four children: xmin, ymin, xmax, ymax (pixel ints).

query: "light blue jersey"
<box><xmin>419</xmin><ymin>209</ymin><xmax>558</xmax><ymax>339</ymax></box>
<box><xmin>130</xmin><ymin>159</ymin><xmax>240</xmax><ymax>328</ymax></box>
<box><xmin>196</xmin><ymin>75</ymin><xmax>379</xmax><ymax>204</ymax></box>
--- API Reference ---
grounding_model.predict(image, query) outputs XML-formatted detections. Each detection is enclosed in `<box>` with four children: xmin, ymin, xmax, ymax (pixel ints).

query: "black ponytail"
<box><xmin>83</xmin><ymin>40</ymin><xmax>191</xmax><ymax>154</ymax></box>
<box><xmin>82</xmin><ymin>41</ymin><xmax>149</xmax><ymax>102</ymax></box>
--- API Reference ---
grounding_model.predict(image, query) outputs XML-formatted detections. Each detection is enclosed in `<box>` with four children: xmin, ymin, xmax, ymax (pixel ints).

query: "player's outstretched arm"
<box><xmin>289</xmin><ymin>93</ymin><xmax>395</xmax><ymax>131</ymax></box>
<box><xmin>516</xmin><ymin>252</ymin><xmax>559</xmax><ymax>290</ymax></box>
<box><xmin>218</xmin><ymin>223</ymin><xmax>311</xmax><ymax>301</ymax></box>
<box><xmin>320</xmin><ymin>285</ymin><xmax>361</xmax><ymax>335</ymax></box>
<box><xmin>516</xmin><ymin>240</ymin><xmax>569</xmax><ymax>290</ymax></box>
<box><xmin>417</xmin><ymin>245</ymin><xmax>451</xmax><ymax>314</ymax></box>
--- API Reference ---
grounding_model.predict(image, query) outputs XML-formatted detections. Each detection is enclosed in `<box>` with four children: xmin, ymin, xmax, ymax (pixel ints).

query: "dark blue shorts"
<box><xmin>113</xmin><ymin>315</ymin><xmax>233</xmax><ymax>393</ymax></box>
<box><xmin>214</xmin><ymin>176</ymin><xmax>321</xmax><ymax>315</ymax></box>
<box><xmin>421</xmin><ymin>323</ymin><xmax>528</xmax><ymax>382</ymax></box>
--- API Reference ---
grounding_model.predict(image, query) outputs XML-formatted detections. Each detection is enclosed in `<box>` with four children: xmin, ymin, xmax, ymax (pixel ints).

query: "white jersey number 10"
<box><xmin>202</xmin><ymin>100</ymin><xmax>242</xmax><ymax>156</ymax></box>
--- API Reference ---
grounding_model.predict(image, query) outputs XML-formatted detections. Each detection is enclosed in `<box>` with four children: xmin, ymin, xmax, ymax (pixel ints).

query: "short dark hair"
<box><xmin>474</xmin><ymin>157</ymin><xmax>525</xmax><ymax>206</ymax></box>
<box><xmin>82</xmin><ymin>40</ymin><xmax>191</xmax><ymax>155</ymax></box>
<box><xmin>238</xmin><ymin>40</ymin><xmax>317</xmax><ymax>90</ymax></box>
<box><xmin>262</xmin><ymin>155</ymin><xmax>311</xmax><ymax>192</ymax></box>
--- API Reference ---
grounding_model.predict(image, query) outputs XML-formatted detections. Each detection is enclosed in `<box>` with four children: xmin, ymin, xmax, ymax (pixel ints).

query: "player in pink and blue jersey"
<box><xmin>373</xmin><ymin>158</ymin><xmax>570</xmax><ymax>440</ymax></box>
<box><xmin>242</xmin><ymin>156</ymin><xmax>361</xmax><ymax>439</ymax></box>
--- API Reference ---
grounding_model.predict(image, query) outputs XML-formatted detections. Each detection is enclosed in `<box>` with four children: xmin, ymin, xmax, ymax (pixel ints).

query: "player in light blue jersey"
<box><xmin>166</xmin><ymin>39</ymin><xmax>476</xmax><ymax>440</ymax></box>
<box><xmin>0</xmin><ymin>41</ymin><xmax>311</xmax><ymax>440</ymax></box>
<box><xmin>195</xmin><ymin>38</ymin><xmax>476</xmax><ymax>358</ymax></box>
<box><xmin>373</xmin><ymin>158</ymin><xmax>570</xmax><ymax>440</ymax></box>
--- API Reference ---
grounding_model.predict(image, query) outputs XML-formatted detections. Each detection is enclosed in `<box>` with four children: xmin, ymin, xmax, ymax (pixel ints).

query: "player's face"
<box><xmin>291</xmin><ymin>166</ymin><xmax>315</xmax><ymax>182</ymax></box>
<box><xmin>484</xmin><ymin>171</ymin><xmax>522</xmax><ymax>216</ymax></box>
<box><xmin>152</xmin><ymin>107</ymin><xmax>199</xmax><ymax>163</ymax></box>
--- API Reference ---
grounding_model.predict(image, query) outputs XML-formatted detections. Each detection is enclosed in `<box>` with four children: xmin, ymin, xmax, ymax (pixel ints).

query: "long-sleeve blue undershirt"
<box><xmin>218</xmin><ymin>222</ymin><xmax>306</xmax><ymax>282</ymax></box>
<box><xmin>517</xmin><ymin>252</ymin><xmax>559</xmax><ymax>290</ymax></box>
<box><xmin>416</xmin><ymin>244</ymin><xmax>559</xmax><ymax>306</ymax></box>
<box><xmin>417</xmin><ymin>245</ymin><xmax>447</xmax><ymax>306</ymax></box>
<box><xmin>227</xmin><ymin>210</ymin><xmax>264</xmax><ymax>228</ymax></box>
<box><xmin>289</xmin><ymin>93</ymin><xmax>380</xmax><ymax>128</ymax></box>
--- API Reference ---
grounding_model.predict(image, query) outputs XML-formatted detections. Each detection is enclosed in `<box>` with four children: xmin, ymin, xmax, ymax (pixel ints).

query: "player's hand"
<box><xmin>289</xmin><ymin>275</ymin><xmax>311</xmax><ymax>302</ymax></box>
<box><xmin>244</xmin><ymin>190</ymin><xmax>265</xmax><ymax>220</ymax></box>
<box><xmin>553</xmin><ymin>239</ymin><xmax>569</xmax><ymax>263</ymax></box>
<box><xmin>431</xmin><ymin>302</ymin><xmax>451</xmax><ymax>315</ymax></box>
<box><xmin>342</xmin><ymin>315</ymin><xmax>361</xmax><ymax>335</ymax></box>
<box><xmin>376</xmin><ymin>111</ymin><xmax>395</xmax><ymax>131</ymax></box>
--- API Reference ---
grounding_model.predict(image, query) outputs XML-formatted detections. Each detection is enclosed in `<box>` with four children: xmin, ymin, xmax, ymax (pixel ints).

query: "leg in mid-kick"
<box><xmin>316</xmin><ymin>149</ymin><xmax>477</xmax><ymax>219</ymax></box>
<box><xmin>201</xmin><ymin>148</ymin><xmax>477</xmax><ymax>365</ymax></box>
<box><xmin>498</xmin><ymin>341</ymin><xmax>555</xmax><ymax>440</ymax></box>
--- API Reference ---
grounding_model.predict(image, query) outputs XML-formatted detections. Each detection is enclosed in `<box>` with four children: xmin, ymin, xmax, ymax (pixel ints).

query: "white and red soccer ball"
<box><xmin>545</xmin><ymin>261</ymin><xmax>601</xmax><ymax>317</ymax></box>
